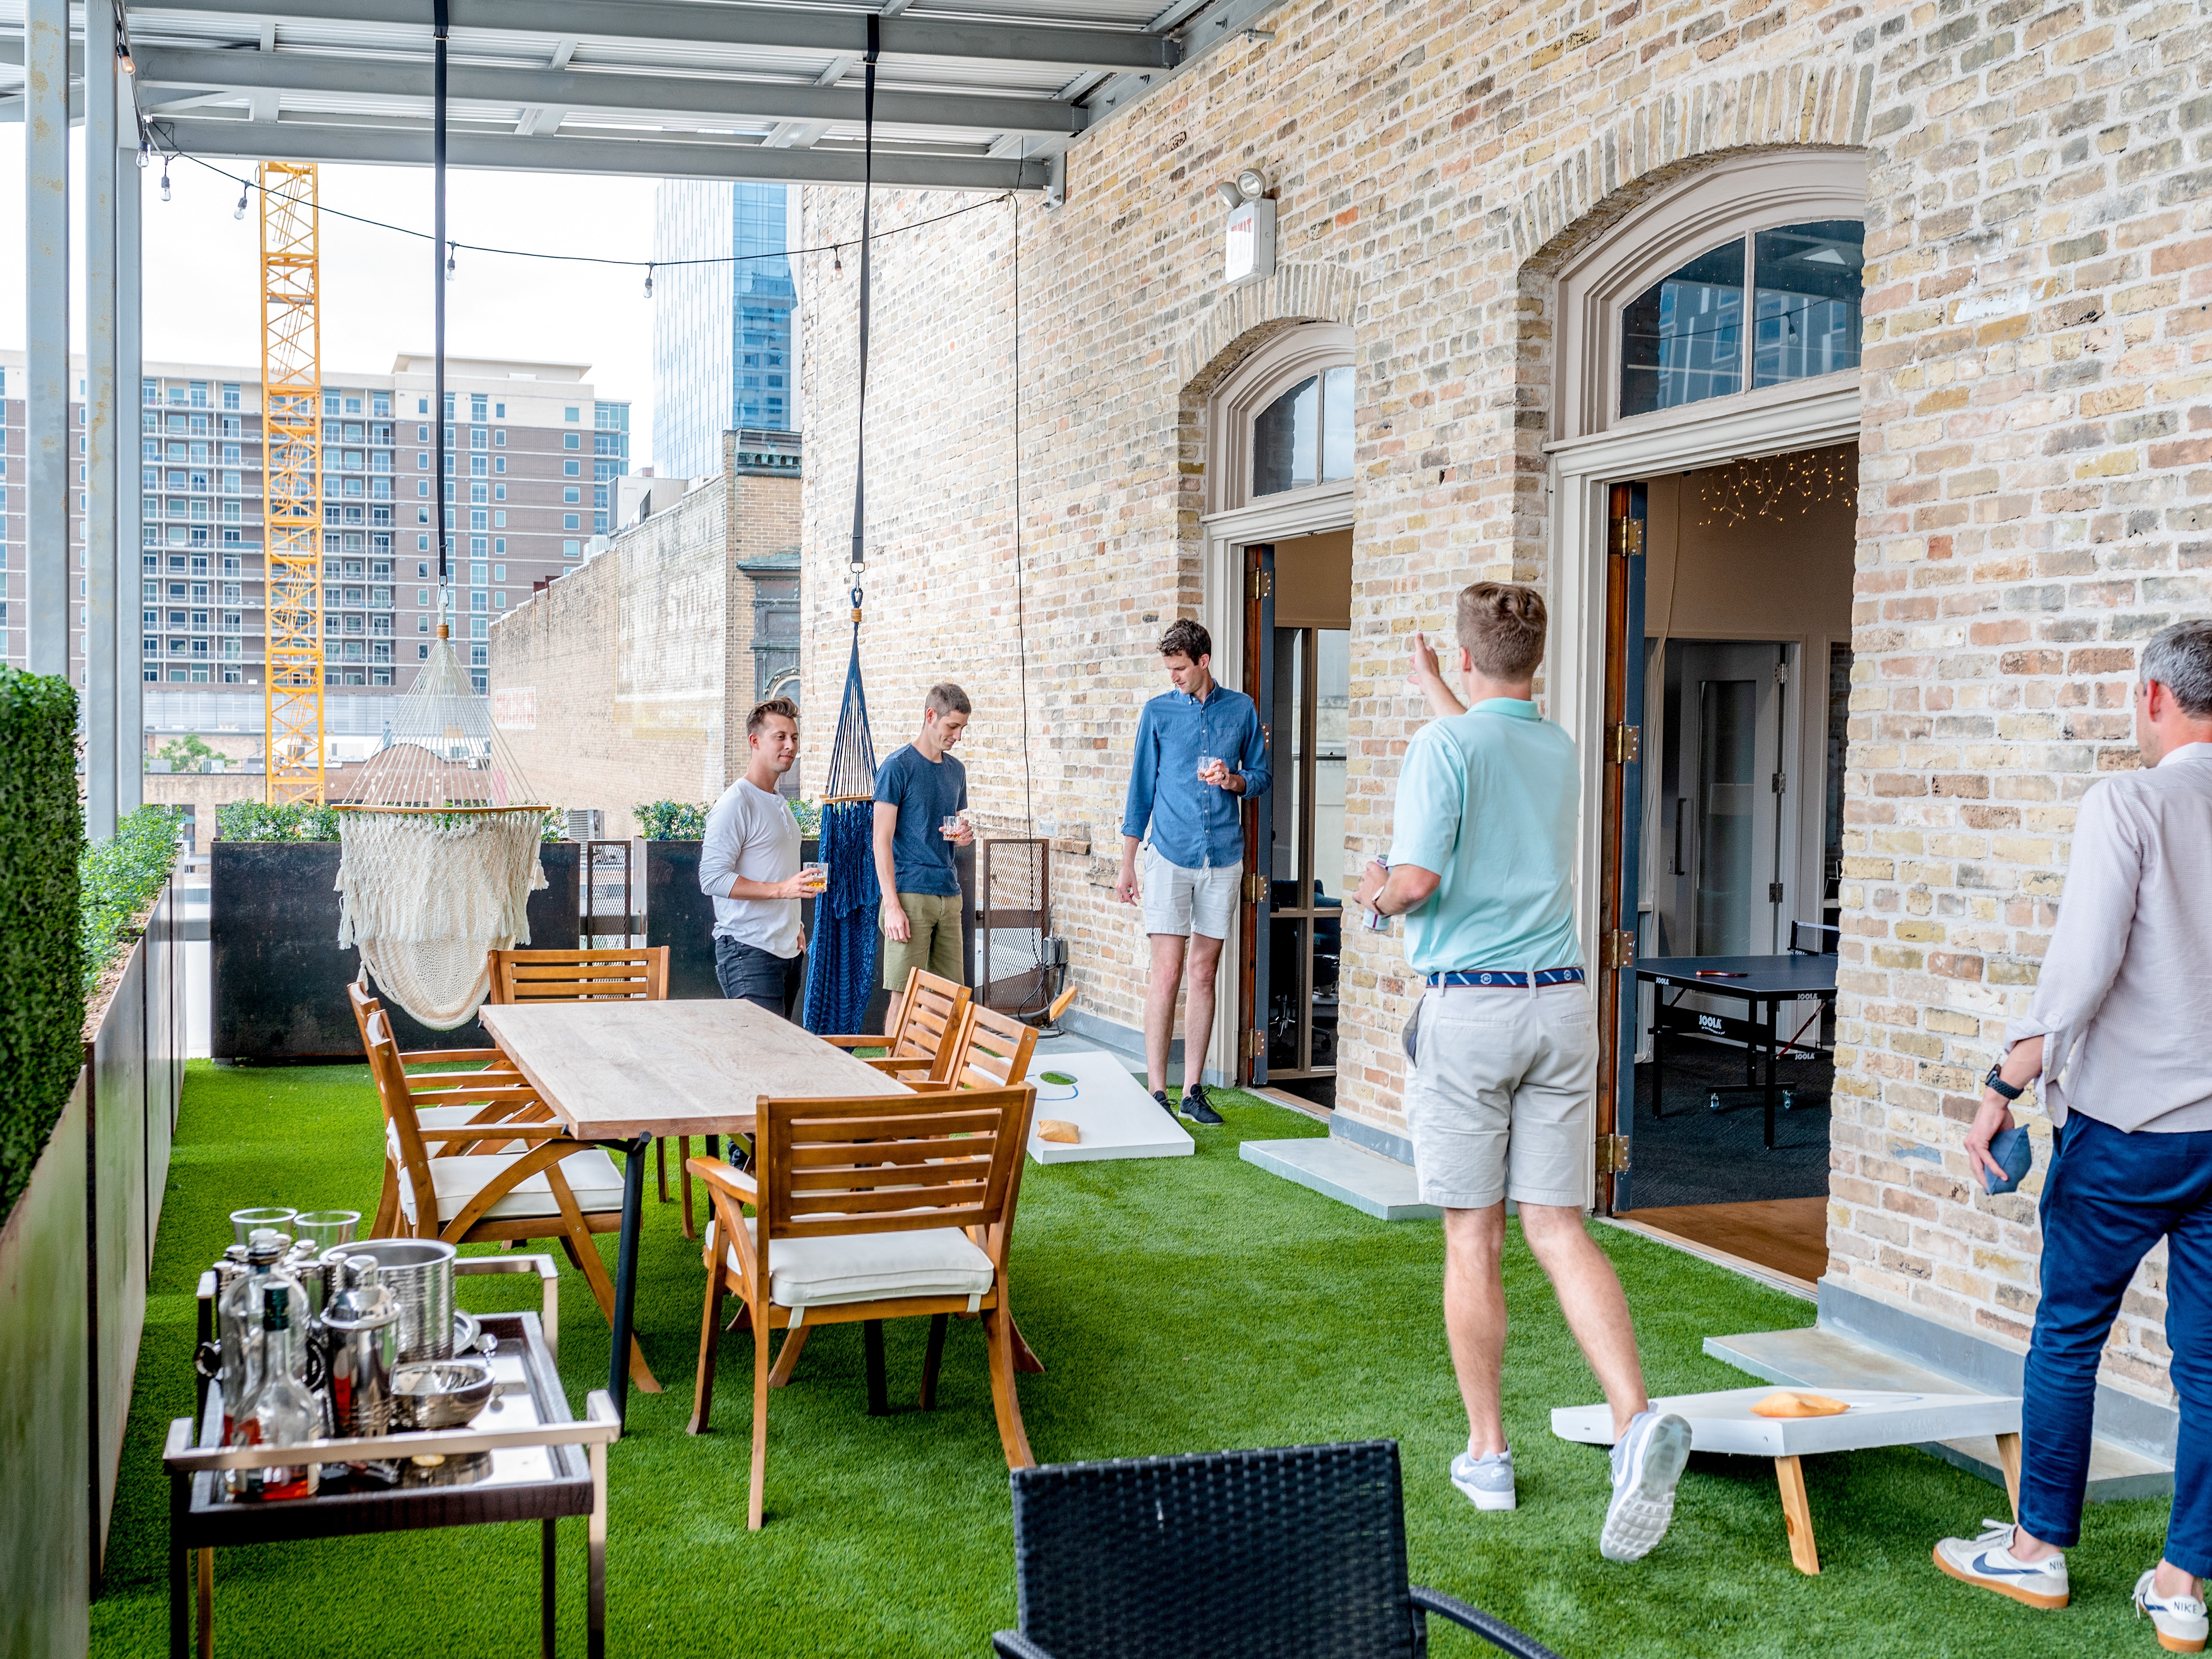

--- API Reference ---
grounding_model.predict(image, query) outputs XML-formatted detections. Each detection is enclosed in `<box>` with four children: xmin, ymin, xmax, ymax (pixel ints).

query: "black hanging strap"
<box><xmin>847</xmin><ymin>14</ymin><xmax>879</xmax><ymax>597</ymax></box>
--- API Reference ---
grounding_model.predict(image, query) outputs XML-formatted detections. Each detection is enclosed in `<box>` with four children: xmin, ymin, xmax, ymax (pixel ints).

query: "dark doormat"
<box><xmin>1623</xmin><ymin>1037</ymin><xmax>1831</xmax><ymax>1209</ymax></box>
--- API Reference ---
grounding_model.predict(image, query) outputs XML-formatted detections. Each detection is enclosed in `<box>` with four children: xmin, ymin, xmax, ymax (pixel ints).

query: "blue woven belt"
<box><xmin>1426</xmin><ymin>967</ymin><xmax>1586</xmax><ymax>989</ymax></box>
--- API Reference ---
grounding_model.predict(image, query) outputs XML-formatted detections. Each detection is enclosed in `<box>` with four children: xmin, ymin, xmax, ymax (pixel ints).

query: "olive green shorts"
<box><xmin>882</xmin><ymin>890</ymin><xmax>965</xmax><ymax>989</ymax></box>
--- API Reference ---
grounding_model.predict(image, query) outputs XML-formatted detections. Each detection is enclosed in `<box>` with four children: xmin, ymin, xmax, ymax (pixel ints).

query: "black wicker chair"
<box><xmin>989</xmin><ymin>1441</ymin><xmax>1562</xmax><ymax>1659</ymax></box>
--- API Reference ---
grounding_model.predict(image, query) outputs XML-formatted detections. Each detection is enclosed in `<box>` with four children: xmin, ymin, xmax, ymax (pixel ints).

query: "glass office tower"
<box><xmin>652</xmin><ymin>181</ymin><xmax>798</xmax><ymax>479</ymax></box>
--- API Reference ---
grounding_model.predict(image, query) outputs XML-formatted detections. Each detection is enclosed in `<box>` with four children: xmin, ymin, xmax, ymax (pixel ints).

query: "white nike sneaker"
<box><xmin>1450</xmin><ymin>1448</ymin><xmax>1517</xmax><ymax>1511</ymax></box>
<box><xmin>2135</xmin><ymin>1568</ymin><xmax>2210</xmax><ymax>1652</ymax></box>
<box><xmin>1932</xmin><ymin>1520</ymin><xmax>2069</xmax><ymax>1610</ymax></box>
<box><xmin>1599</xmin><ymin>1410</ymin><xmax>1692</xmax><ymax>1562</ymax></box>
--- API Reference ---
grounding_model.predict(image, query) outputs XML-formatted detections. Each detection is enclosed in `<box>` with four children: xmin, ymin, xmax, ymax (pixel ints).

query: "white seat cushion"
<box><xmin>397</xmin><ymin>1146</ymin><xmax>626</xmax><ymax>1226</ymax></box>
<box><xmin>707</xmin><ymin>1215</ymin><xmax>994</xmax><ymax>1314</ymax></box>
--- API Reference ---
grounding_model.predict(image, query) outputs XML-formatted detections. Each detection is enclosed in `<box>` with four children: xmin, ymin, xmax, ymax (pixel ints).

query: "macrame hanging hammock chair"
<box><xmin>331</xmin><ymin>0</ymin><xmax>546</xmax><ymax>1031</ymax></box>
<box><xmin>800</xmin><ymin>22</ymin><xmax>887</xmax><ymax>1037</ymax></box>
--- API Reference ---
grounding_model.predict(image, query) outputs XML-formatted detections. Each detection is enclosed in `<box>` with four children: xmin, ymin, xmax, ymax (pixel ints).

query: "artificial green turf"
<box><xmin>90</xmin><ymin>1060</ymin><xmax>2171</xmax><ymax>1657</ymax></box>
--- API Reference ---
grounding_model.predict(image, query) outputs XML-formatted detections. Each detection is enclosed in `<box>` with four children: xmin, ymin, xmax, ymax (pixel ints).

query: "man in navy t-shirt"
<box><xmin>872</xmin><ymin>683</ymin><xmax>973</xmax><ymax>1031</ymax></box>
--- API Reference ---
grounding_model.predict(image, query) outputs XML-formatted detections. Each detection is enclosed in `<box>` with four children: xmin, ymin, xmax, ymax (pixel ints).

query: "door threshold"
<box><xmin>1246</xmin><ymin>1085</ymin><xmax>1331</xmax><ymax>1124</ymax></box>
<box><xmin>1603</xmin><ymin>1211</ymin><xmax>1818</xmax><ymax>1302</ymax></box>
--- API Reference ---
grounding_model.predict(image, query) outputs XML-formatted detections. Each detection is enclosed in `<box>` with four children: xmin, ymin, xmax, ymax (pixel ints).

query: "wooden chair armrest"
<box><xmin>863</xmin><ymin>1055</ymin><xmax>938</xmax><ymax>1073</ymax></box>
<box><xmin>908</xmin><ymin>1080</ymin><xmax>956</xmax><ymax>1093</ymax></box>
<box><xmin>687</xmin><ymin>1156</ymin><xmax>757</xmax><ymax>1202</ymax></box>
<box><xmin>818</xmin><ymin>1034</ymin><xmax>889</xmax><ymax>1049</ymax></box>
<box><xmin>414</xmin><ymin>1124</ymin><xmax>579</xmax><ymax>1146</ymax></box>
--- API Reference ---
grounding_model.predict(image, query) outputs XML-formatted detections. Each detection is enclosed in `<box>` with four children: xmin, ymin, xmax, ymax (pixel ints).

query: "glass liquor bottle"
<box><xmin>217</xmin><ymin>1229</ymin><xmax>289</xmax><ymax>1446</ymax></box>
<box><xmin>233</xmin><ymin>1281</ymin><xmax>321</xmax><ymax>1502</ymax></box>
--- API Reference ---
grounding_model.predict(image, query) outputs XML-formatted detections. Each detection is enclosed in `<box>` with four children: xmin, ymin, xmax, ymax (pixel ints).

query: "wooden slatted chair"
<box><xmin>487</xmin><ymin>946</ymin><xmax>701</xmax><ymax>1233</ymax></box>
<box><xmin>363</xmin><ymin>1006</ymin><xmax>660</xmax><ymax>1392</ymax></box>
<box><xmin>916</xmin><ymin>1001</ymin><xmax>1041</xmax><ymax>1095</ymax></box>
<box><xmin>346</xmin><ymin>980</ymin><xmax>550</xmax><ymax>1237</ymax></box>
<box><xmin>685</xmin><ymin>1082</ymin><xmax>1041</xmax><ymax>1528</ymax></box>
<box><xmin>819</xmin><ymin>967</ymin><xmax>971</xmax><ymax>1084</ymax></box>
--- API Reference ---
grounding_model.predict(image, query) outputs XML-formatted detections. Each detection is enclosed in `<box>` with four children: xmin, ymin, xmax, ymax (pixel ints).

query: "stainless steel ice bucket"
<box><xmin>327</xmin><ymin>1238</ymin><xmax>456</xmax><ymax>1362</ymax></box>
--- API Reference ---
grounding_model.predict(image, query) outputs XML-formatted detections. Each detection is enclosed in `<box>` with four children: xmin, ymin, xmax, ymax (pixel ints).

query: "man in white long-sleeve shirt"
<box><xmin>1935</xmin><ymin>620</ymin><xmax>2212</xmax><ymax>1650</ymax></box>
<box><xmin>699</xmin><ymin>697</ymin><xmax>811</xmax><ymax>1019</ymax></box>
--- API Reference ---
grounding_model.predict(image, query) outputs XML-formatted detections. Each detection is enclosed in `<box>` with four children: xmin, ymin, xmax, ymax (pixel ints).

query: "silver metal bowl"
<box><xmin>389</xmin><ymin>1358</ymin><xmax>496</xmax><ymax>1430</ymax></box>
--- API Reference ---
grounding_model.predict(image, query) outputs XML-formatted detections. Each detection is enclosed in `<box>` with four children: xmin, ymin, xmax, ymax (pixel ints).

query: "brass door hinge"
<box><xmin>1597</xmin><ymin>1134</ymin><xmax>1631</xmax><ymax>1174</ymax></box>
<box><xmin>1247</xmin><ymin>568</ymin><xmax>1274</xmax><ymax>599</ymax></box>
<box><xmin>1242</xmin><ymin>871</ymin><xmax>1268</xmax><ymax>903</ymax></box>
<box><xmin>1601</xmin><ymin>929</ymin><xmax>1635</xmax><ymax>971</ymax></box>
<box><xmin>1240</xmin><ymin>1029</ymin><xmax>1262</xmax><ymax>1060</ymax></box>
<box><xmin>1610</xmin><ymin>723</ymin><xmax>1641</xmax><ymax>764</ymax></box>
<box><xmin>1609</xmin><ymin>518</ymin><xmax>1645</xmax><ymax>557</ymax></box>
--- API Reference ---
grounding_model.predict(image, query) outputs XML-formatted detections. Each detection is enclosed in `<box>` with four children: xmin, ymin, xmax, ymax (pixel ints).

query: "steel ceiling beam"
<box><xmin>151</xmin><ymin>110</ymin><xmax>1053</xmax><ymax>189</ymax></box>
<box><xmin>124</xmin><ymin>0</ymin><xmax>1178</xmax><ymax>73</ymax></box>
<box><xmin>131</xmin><ymin>43</ymin><xmax>1085</xmax><ymax>136</ymax></box>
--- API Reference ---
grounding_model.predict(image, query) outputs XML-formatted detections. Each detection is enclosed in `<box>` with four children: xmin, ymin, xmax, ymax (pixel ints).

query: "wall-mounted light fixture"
<box><xmin>1216</xmin><ymin>167</ymin><xmax>1275</xmax><ymax>287</ymax></box>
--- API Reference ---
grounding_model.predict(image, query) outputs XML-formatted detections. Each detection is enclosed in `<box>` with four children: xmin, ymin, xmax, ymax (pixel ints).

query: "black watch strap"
<box><xmin>1984</xmin><ymin>1062</ymin><xmax>2025</xmax><ymax>1101</ymax></box>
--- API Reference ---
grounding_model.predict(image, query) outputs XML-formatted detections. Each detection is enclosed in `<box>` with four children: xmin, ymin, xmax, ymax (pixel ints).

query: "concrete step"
<box><xmin>1708</xmin><ymin>1324</ymin><xmax>2172</xmax><ymax>1502</ymax></box>
<box><xmin>1240</xmin><ymin>1136</ymin><xmax>1440</xmax><ymax>1221</ymax></box>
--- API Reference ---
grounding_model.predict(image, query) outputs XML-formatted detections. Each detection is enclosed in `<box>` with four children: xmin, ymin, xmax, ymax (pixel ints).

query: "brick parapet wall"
<box><xmin>799</xmin><ymin>0</ymin><xmax>2210</xmax><ymax>1396</ymax></box>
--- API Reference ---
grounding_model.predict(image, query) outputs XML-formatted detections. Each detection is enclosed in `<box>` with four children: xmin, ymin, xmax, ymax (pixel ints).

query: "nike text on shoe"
<box><xmin>1599</xmin><ymin>1410</ymin><xmax>1692</xmax><ymax>1562</ymax></box>
<box><xmin>1151</xmin><ymin>1089</ymin><xmax>1176</xmax><ymax>1117</ymax></box>
<box><xmin>1180</xmin><ymin>1085</ymin><xmax>1223</xmax><ymax>1126</ymax></box>
<box><xmin>2135</xmin><ymin>1569</ymin><xmax>2210</xmax><ymax>1652</ymax></box>
<box><xmin>1451</xmin><ymin>1450</ymin><xmax>1517</xmax><ymax>1512</ymax></box>
<box><xmin>1931</xmin><ymin>1521</ymin><xmax>2070</xmax><ymax>1611</ymax></box>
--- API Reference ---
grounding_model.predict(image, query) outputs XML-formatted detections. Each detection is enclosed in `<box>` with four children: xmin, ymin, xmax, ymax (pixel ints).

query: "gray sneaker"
<box><xmin>1450</xmin><ymin>1449</ymin><xmax>1517</xmax><ymax>1511</ymax></box>
<box><xmin>1600</xmin><ymin>1410</ymin><xmax>1692</xmax><ymax>1562</ymax></box>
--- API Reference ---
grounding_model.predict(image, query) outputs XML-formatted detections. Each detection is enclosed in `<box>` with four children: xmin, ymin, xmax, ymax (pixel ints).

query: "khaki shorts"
<box><xmin>1404</xmin><ymin>981</ymin><xmax>1597</xmax><ymax>1210</ymax></box>
<box><xmin>1139</xmin><ymin>845</ymin><xmax>1241</xmax><ymax>940</ymax></box>
<box><xmin>882</xmin><ymin>890</ymin><xmax>964</xmax><ymax>990</ymax></box>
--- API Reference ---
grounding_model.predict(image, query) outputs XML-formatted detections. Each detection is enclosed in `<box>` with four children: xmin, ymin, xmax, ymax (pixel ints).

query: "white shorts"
<box><xmin>1139</xmin><ymin>844</ymin><xmax>1241</xmax><ymax>940</ymax></box>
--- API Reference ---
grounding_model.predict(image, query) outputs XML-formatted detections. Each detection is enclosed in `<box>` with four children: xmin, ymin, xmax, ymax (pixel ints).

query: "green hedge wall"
<box><xmin>0</xmin><ymin>667</ymin><xmax>84</xmax><ymax>1226</ymax></box>
<box><xmin>80</xmin><ymin>805</ymin><xmax>185</xmax><ymax>995</ymax></box>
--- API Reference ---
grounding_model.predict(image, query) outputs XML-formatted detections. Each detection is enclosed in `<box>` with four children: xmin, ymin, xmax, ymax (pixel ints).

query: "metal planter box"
<box><xmin>212</xmin><ymin>839</ymin><xmax>580</xmax><ymax>1060</ymax></box>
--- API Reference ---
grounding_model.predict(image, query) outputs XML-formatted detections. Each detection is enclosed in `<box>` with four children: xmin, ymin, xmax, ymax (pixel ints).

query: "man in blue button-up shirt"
<box><xmin>1117</xmin><ymin>619</ymin><xmax>1271</xmax><ymax>1125</ymax></box>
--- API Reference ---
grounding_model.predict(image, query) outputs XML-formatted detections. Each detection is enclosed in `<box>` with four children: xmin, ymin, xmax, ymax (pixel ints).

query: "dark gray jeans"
<box><xmin>713</xmin><ymin>935</ymin><xmax>804</xmax><ymax>1020</ymax></box>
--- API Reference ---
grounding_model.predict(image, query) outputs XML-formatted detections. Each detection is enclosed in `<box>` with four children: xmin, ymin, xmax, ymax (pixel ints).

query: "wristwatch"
<box><xmin>1983</xmin><ymin>1062</ymin><xmax>2025</xmax><ymax>1101</ymax></box>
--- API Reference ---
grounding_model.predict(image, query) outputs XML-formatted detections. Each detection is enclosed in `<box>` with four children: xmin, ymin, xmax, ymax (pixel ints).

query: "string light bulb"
<box><xmin>643</xmin><ymin>264</ymin><xmax>654</xmax><ymax>299</ymax></box>
<box><xmin>446</xmin><ymin>242</ymin><xmax>457</xmax><ymax>280</ymax></box>
<box><xmin>233</xmin><ymin>187</ymin><xmax>249</xmax><ymax>221</ymax></box>
<box><xmin>833</xmin><ymin>244</ymin><xmax>842</xmax><ymax>272</ymax></box>
<box><xmin>159</xmin><ymin>166</ymin><xmax>170</xmax><ymax>202</ymax></box>
<box><xmin>135</xmin><ymin>140</ymin><xmax>149</xmax><ymax>170</ymax></box>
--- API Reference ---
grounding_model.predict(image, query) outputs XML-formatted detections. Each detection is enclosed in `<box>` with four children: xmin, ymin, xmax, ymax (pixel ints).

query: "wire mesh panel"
<box><xmin>979</xmin><ymin>836</ymin><xmax>1052</xmax><ymax>1015</ymax></box>
<box><xmin>1007</xmin><ymin>1442</ymin><xmax>1423</xmax><ymax>1659</ymax></box>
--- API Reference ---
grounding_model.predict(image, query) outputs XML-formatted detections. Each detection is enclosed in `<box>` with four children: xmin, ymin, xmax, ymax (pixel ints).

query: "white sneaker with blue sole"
<box><xmin>2135</xmin><ymin>1568</ymin><xmax>2209</xmax><ymax>1652</ymax></box>
<box><xmin>1451</xmin><ymin>1449</ymin><xmax>1516</xmax><ymax>1511</ymax></box>
<box><xmin>1932</xmin><ymin>1520</ymin><xmax>2069</xmax><ymax>1610</ymax></box>
<box><xmin>1599</xmin><ymin>1410</ymin><xmax>1692</xmax><ymax>1562</ymax></box>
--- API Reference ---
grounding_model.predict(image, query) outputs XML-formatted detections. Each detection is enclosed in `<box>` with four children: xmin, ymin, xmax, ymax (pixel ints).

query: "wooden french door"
<box><xmin>1596</xmin><ymin>483</ymin><xmax>1648</xmax><ymax>1214</ymax></box>
<box><xmin>1239</xmin><ymin>543</ymin><xmax>1276</xmax><ymax>1085</ymax></box>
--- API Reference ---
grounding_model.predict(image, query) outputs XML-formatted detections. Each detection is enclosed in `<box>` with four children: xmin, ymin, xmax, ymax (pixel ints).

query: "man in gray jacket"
<box><xmin>1934</xmin><ymin>620</ymin><xmax>2212</xmax><ymax>1651</ymax></box>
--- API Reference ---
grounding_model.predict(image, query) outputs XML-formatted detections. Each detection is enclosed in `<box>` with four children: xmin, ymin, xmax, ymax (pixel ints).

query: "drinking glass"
<box><xmin>292</xmin><ymin>1210</ymin><xmax>361</xmax><ymax>1250</ymax></box>
<box><xmin>800</xmin><ymin>861</ymin><xmax>828</xmax><ymax>894</ymax></box>
<box><xmin>940</xmin><ymin>815</ymin><xmax>964</xmax><ymax>840</ymax></box>
<box><xmin>231</xmin><ymin>1206</ymin><xmax>298</xmax><ymax>1245</ymax></box>
<box><xmin>1197</xmin><ymin>754</ymin><xmax>1223</xmax><ymax>784</ymax></box>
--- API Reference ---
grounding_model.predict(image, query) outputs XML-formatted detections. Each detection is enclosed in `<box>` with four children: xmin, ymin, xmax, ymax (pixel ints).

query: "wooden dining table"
<box><xmin>478</xmin><ymin>998</ymin><xmax>912</xmax><ymax>1422</ymax></box>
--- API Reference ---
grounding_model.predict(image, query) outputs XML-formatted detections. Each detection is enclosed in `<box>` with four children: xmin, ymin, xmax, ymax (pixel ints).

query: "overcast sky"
<box><xmin>0</xmin><ymin>127</ymin><xmax>662</xmax><ymax>465</ymax></box>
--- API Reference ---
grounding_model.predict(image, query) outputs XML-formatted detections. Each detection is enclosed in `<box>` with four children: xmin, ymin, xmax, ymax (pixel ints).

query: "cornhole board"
<box><xmin>1552</xmin><ymin>1386</ymin><xmax>2023</xmax><ymax>1575</ymax></box>
<box><xmin>1023</xmin><ymin>1049</ymin><xmax>1194</xmax><ymax>1164</ymax></box>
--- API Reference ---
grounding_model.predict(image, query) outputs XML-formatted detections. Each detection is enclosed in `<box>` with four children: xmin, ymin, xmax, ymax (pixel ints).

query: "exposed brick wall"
<box><xmin>797</xmin><ymin>0</ymin><xmax>2209</xmax><ymax>1399</ymax></box>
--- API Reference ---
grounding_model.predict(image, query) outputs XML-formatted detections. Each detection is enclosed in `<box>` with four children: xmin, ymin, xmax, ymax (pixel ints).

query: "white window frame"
<box><xmin>1552</xmin><ymin>150</ymin><xmax>1869</xmax><ymax>443</ymax></box>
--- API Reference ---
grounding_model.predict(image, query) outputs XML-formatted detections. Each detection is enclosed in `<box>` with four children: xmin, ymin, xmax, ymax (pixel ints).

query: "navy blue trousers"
<box><xmin>2023</xmin><ymin>1111</ymin><xmax>2212</xmax><ymax>1573</ymax></box>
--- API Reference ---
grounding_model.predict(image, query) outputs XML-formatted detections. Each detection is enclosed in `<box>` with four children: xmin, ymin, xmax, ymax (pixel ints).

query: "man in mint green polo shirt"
<box><xmin>1354</xmin><ymin>581</ymin><xmax>1689</xmax><ymax>1563</ymax></box>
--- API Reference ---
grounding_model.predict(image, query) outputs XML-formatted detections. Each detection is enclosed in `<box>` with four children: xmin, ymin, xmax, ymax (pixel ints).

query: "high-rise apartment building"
<box><xmin>0</xmin><ymin>353</ymin><xmax>630</xmax><ymax>698</ymax></box>
<box><xmin>652</xmin><ymin>181</ymin><xmax>799</xmax><ymax>478</ymax></box>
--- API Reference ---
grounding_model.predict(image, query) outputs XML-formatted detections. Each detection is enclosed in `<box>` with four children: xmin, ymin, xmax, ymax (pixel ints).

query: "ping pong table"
<box><xmin>1635</xmin><ymin>952</ymin><xmax>1838</xmax><ymax>1150</ymax></box>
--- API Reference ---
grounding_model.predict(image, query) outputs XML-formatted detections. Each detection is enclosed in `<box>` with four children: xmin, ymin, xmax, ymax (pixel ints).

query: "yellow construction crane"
<box><xmin>259</xmin><ymin>162</ymin><xmax>326</xmax><ymax>803</ymax></box>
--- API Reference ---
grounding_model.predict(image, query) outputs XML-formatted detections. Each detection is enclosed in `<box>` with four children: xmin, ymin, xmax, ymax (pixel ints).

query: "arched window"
<box><xmin>1549</xmin><ymin>152</ymin><xmax>1867</xmax><ymax>441</ymax></box>
<box><xmin>1619</xmin><ymin>220</ymin><xmax>1864</xmax><ymax>418</ymax></box>
<box><xmin>1207</xmin><ymin>324</ymin><xmax>1356</xmax><ymax>514</ymax></box>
